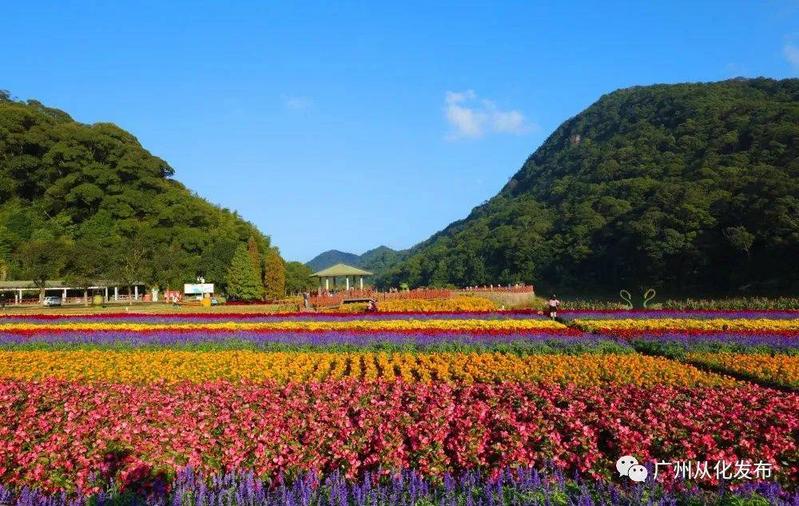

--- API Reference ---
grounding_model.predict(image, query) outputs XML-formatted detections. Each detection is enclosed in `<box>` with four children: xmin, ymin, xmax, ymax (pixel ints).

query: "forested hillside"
<box><xmin>359</xmin><ymin>246</ymin><xmax>406</xmax><ymax>273</ymax></box>
<box><xmin>379</xmin><ymin>78</ymin><xmax>799</xmax><ymax>294</ymax></box>
<box><xmin>0</xmin><ymin>92</ymin><xmax>279</xmax><ymax>294</ymax></box>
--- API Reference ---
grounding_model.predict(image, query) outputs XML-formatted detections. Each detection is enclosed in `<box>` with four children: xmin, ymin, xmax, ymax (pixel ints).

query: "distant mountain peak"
<box><xmin>305</xmin><ymin>250</ymin><xmax>361</xmax><ymax>272</ymax></box>
<box><xmin>306</xmin><ymin>246</ymin><xmax>406</xmax><ymax>274</ymax></box>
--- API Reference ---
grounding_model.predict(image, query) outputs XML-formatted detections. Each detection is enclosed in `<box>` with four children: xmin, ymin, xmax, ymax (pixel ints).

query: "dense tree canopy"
<box><xmin>285</xmin><ymin>261</ymin><xmax>315</xmax><ymax>295</ymax></box>
<box><xmin>379</xmin><ymin>78</ymin><xmax>799</xmax><ymax>295</ymax></box>
<box><xmin>14</xmin><ymin>238</ymin><xmax>71</xmax><ymax>300</ymax></box>
<box><xmin>0</xmin><ymin>93</ymin><xmax>276</xmax><ymax>292</ymax></box>
<box><xmin>226</xmin><ymin>244</ymin><xmax>264</xmax><ymax>301</ymax></box>
<box><xmin>263</xmin><ymin>247</ymin><xmax>286</xmax><ymax>300</ymax></box>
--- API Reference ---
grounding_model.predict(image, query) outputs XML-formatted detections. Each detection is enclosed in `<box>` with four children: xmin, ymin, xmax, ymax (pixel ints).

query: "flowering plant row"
<box><xmin>374</xmin><ymin>296</ymin><xmax>499</xmax><ymax>313</ymax></box>
<box><xmin>324</xmin><ymin>296</ymin><xmax>501</xmax><ymax>313</ymax></box>
<box><xmin>557</xmin><ymin>298</ymin><xmax>799</xmax><ymax>311</ymax></box>
<box><xmin>310</xmin><ymin>288</ymin><xmax>456</xmax><ymax>307</ymax></box>
<box><xmin>0</xmin><ymin>330</ymin><xmax>629</xmax><ymax>355</ymax></box>
<box><xmin>575</xmin><ymin>318</ymin><xmax>799</xmax><ymax>333</ymax></box>
<box><xmin>0</xmin><ymin>319</ymin><xmax>566</xmax><ymax>334</ymax></box>
<box><xmin>561</xmin><ymin>310</ymin><xmax>799</xmax><ymax>320</ymax></box>
<box><xmin>5</xmin><ymin>309</ymin><xmax>797</xmax><ymax>322</ymax></box>
<box><xmin>0</xmin><ymin>310</ymin><xmax>545</xmax><ymax>322</ymax></box>
<box><xmin>628</xmin><ymin>332</ymin><xmax>799</xmax><ymax>357</ymax></box>
<box><xmin>660</xmin><ymin>297</ymin><xmax>799</xmax><ymax>311</ymax></box>
<box><xmin>684</xmin><ymin>352</ymin><xmax>799</xmax><ymax>389</ymax></box>
<box><xmin>0</xmin><ymin>380</ymin><xmax>795</xmax><ymax>493</ymax></box>
<box><xmin>0</xmin><ymin>351</ymin><xmax>731</xmax><ymax>385</ymax></box>
<box><xmin>2</xmin><ymin>466</ymin><xmax>797</xmax><ymax>506</ymax></box>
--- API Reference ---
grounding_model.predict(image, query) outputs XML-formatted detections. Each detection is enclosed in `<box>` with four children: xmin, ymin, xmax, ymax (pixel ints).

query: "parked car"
<box><xmin>42</xmin><ymin>296</ymin><xmax>62</xmax><ymax>307</ymax></box>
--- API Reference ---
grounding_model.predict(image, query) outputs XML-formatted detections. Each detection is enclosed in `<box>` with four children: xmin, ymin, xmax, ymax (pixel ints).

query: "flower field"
<box><xmin>2</xmin><ymin>381</ymin><xmax>797</xmax><ymax>493</ymax></box>
<box><xmin>0</xmin><ymin>309</ymin><xmax>797</xmax><ymax>504</ymax></box>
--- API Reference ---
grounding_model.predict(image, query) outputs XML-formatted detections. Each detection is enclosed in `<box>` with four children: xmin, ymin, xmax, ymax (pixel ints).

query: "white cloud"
<box><xmin>283</xmin><ymin>95</ymin><xmax>313</xmax><ymax>111</ymax></box>
<box><xmin>784</xmin><ymin>43</ymin><xmax>799</xmax><ymax>70</ymax></box>
<box><xmin>444</xmin><ymin>90</ymin><xmax>483</xmax><ymax>138</ymax></box>
<box><xmin>491</xmin><ymin>108</ymin><xmax>528</xmax><ymax>134</ymax></box>
<box><xmin>444</xmin><ymin>90</ymin><xmax>535</xmax><ymax>140</ymax></box>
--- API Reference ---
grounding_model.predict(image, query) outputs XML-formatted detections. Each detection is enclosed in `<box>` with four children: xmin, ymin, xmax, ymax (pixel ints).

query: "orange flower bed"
<box><xmin>685</xmin><ymin>352</ymin><xmax>799</xmax><ymax>388</ymax></box>
<box><xmin>0</xmin><ymin>350</ymin><xmax>735</xmax><ymax>386</ymax></box>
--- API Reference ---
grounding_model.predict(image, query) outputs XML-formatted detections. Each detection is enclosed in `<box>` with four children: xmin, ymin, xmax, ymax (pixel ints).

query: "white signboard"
<box><xmin>184</xmin><ymin>283</ymin><xmax>214</xmax><ymax>295</ymax></box>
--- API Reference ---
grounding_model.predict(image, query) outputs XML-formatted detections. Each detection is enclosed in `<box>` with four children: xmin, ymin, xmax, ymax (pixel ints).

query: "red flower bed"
<box><xmin>0</xmin><ymin>380</ymin><xmax>795</xmax><ymax>493</ymax></box>
<box><xmin>0</xmin><ymin>309</ymin><xmax>543</xmax><ymax>320</ymax></box>
<box><xmin>0</xmin><ymin>327</ymin><xmax>581</xmax><ymax>337</ymax></box>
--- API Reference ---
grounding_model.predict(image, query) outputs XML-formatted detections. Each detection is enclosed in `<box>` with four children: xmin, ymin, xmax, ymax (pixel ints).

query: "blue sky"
<box><xmin>3</xmin><ymin>1</ymin><xmax>798</xmax><ymax>261</ymax></box>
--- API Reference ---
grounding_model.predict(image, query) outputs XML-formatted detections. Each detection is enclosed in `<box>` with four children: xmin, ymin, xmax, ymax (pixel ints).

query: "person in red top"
<box><xmin>547</xmin><ymin>294</ymin><xmax>560</xmax><ymax>320</ymax></box>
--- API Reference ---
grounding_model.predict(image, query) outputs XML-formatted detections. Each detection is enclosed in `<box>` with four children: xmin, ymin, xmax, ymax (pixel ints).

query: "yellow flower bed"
<box><xmin>575</xmin><ymin>318</ymin><xmax>799</xmax><ymax>332</ymax></box>
<box><xmin>0</xmin><ymin>319</ymin><xmax>564</xmax><ymax>332</ymax></box>
<box><xmin>685</xmin><ymin>352</ymin><xmax>799</xmax><ymax>388</ymax></box>
<box><xmin>323</xmin><ymin>303</ymin><xmax>369</xmax><ymax>313</ymax></box>
<box><xmin>0</xmin><ymin>350</ymin><xmax>735</xmax><ymax>386</ymax></box>
<box><xmin>378</xmin><ymin>296</ymin><xmax>498</xmax><ymax>312</ymax></box>
<box><xmin>321</xmin><ymin>296</ymin><xmax>498</xmax><ymax>313</ymax></box>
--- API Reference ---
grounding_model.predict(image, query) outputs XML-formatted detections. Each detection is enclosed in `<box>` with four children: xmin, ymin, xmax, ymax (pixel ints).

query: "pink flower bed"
<box><xmin>0</xmin><ymin>379</ymin><xmax>795</xmax><ymax>493</ymax></box>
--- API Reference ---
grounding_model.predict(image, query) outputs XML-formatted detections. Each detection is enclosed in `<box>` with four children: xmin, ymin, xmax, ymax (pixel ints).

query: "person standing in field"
<box><xmin>547</xmin><ymin>294</ymin><xmax>560</xmax><ymax>320</ymax></box>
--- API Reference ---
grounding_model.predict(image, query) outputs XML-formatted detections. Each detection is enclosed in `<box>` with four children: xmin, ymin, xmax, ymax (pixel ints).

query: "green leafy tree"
<box><xmin>14</xmin><ymin>238</ymin><xmax>71</xmax><ymax>301</ymax></box>
<box><xmin>198</xmin><ymin>238</ymin><xmax>238</xmax><ymax>292</ymax></box>
<box><xmin>285</xmin><ymin>261</ymin><xmax>314</xmax><ymax>294</ymax></box>
<box><xmin>263</xmin><ymin>247</ymin><xmax>286</xmax><ymax>300</ymax></box>
<box><xmin>247</xmin><ymin>236</ymin><xmax>262</xmax><ymax>279</ymax></box>
<box><xmin>111</xmin><ymin>239</ymin><xmax>148</xmax><ymax>300</ymax></box>
<box><xmin>226</xmin><ymin>244</ymin><xmax>264</xmax><ymax>301</ymax></box>
<box><xmin>64</xmin><ymin>239</ymin><xmax>107</xmax><ymax>304</ymax></box>
<box><xmin>150</xmin><ymin>242</ymin><xmax>193</xmax><ymax>293</ymax></box>
<box><xmin>724</xmin><ymin>226</ymin><xmax>755</xmax><ymax>259</ymax></box>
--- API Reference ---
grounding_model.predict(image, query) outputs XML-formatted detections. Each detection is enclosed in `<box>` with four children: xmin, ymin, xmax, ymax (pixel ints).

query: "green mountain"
<box><xmin>306</xmin><ymin>250</ymin><xmax>362</xmax><ymax>272</ymax></box>
<box><xmin>359</xmin><ymin>246</ymin><xmax>407</xmax><ymax>273</ymax></box>
<box><xmin>0</xmin><ymin>92</ymin><xmax>275</xmax><ymax>292</ymax></box>
<box><xmin>307</xmin><ymin>246</ymin><xmax>406</xmax><ymax>274</ymax></box>
<box><xmin>379</xmin><ymin>78</ymin><xmax>799</xmax><ymax>295</ymax></box>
